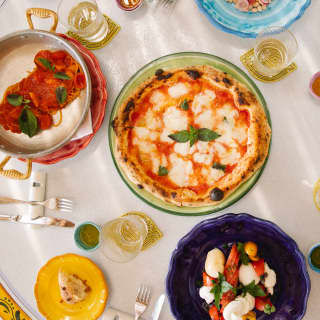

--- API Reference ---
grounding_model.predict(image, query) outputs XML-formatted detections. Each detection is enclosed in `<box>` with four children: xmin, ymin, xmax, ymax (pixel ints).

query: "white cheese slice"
<box><xmin>192</xmin><ymin>90</ymin><xmax>216</xmax><ymax>115</ymax></box>
<box><xmin>174</xmin><ymin>142</ymin><xmax>191</xmax><ymax>156</ymax></box>
<box><xmin>145</xmin><ymin>109</ymin><xmax>161</xmax><ymax>130</ymax></box>
<box><xmin>163</xmin><ymin>106</ymin><xmax>188</xmax><ymax>131</ymax></box>
<box><xmin>194</xmin><ymin>109</ymin><xmax>215</xmax><ymax>129</ymax></box>
<box><xmin>150</xmin><ymin>90</ymin><xmax>165</xmax><ymax>108</ymax></box>
<box><xmin>168</xmin><ymin>154</ymin><xmax>193</xmax><ymax>187</ymax></box>
<box><xmin>160</xmin><ymin>129</ymin><xmax>174</xmax><ymax>144</ymax></box>
<box><xmin>217</xmin><ymin>103</ymin><xmax>239</xmax><ymax>125</ymax></box>
<box><xmin>232</xmin><ymin>126</ymin><xmax>247</xmax><ymax>144</ymax></box>
<box><xmin>196</xmin><ymin>141</ymin><xmax>211</xmax><ymax>153</ymax></box>
<box><xmin>193</xmin><ymin>152</ymin><xmax>213</xmax><ymax>165</ymax></box>
<box><xmin>151</xmin><ymin>153</ymin><xmax>160</xmax><ymax>174</ymax></box>
<box><xmin>133</xmin><ymin>127</ymin><xmax>150</xmax><ymax>140</ymax></box>
<box><xmin>168</xmin><ymin>83</ymin><xmax>189</xmax><ymax>98</ymax></box>
<box><xmin>202</xmin><ymin>167</ymin><xmax>225</xmax><ymax>185</ymax></box>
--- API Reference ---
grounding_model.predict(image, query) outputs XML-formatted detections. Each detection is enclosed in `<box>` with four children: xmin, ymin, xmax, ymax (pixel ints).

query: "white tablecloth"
<box><xmin>0</xmin><ymin>0</ymin><xmax>319</xmax><ymax>319</ymax></box>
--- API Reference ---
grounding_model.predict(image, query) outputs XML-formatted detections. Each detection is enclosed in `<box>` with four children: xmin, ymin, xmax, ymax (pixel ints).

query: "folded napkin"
<box><xmin>71</xmin><ymin>109</ymin><xmax>93</xmax><ymax>141</ymax></box>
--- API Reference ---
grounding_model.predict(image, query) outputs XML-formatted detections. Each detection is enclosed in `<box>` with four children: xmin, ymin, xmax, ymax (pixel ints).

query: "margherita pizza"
<box><xmin>112</xmin><ymin>65</ymin><xmax>271</xmax><ymax>207</ymax></box>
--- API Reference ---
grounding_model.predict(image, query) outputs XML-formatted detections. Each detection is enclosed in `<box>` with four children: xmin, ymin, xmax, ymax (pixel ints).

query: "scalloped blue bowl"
<box><xmin>166</xmin><ymin>213</ymin><xmax>310</xmax><ymax>319</ymax></box>
<box><xmin>195</xmin><ymin>0</ymin><xmax>311</xmax><ymax>38</ymax></box>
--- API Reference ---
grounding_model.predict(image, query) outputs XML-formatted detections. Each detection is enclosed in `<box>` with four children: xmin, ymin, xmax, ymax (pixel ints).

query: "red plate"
<box><xmin>31</xmin><ymin>34</ymin><xmax>107</xmax><ymax>165</ymax></box>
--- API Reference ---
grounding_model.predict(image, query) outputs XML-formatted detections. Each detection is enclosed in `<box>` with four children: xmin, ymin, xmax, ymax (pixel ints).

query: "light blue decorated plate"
<box><xmin>195</xmin><ymin>0</ymin><xmax>311</xmax><ymax>38</ymax></box>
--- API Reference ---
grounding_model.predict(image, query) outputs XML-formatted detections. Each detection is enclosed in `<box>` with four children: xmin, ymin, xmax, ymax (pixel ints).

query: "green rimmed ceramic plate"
<box><xmin>108</xmin><ymin>52</ymin><xmax>272</xmax><ymax>216</ymax></box>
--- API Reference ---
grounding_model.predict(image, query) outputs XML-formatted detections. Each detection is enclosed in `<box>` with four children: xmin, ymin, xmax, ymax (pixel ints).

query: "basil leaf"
<box><xmin>243</xmin><ymin>281</ymin><xmax>266</xmax><ymax>297</ymax></box>
<box><xmin>18</xmin><ymin>108</ymin><xmax>38</xmax><ymax>137</ymax></box>
<box><xmin>168</xmin><ymin>130</ymin><xmax>190</xmax><ymax>143</ymax></box>
<box><xmin>7</xmin><ymin>94</ymin><xmax>23</xmax><ymax>106</ymax></box>
<box><xmin>56</xmin><ymin>86</ymin><xmax>67</xmax><ymax>105</ymax></box>
<box><xmin>221</xmin><ymin>280</ymin><xmax>234</xmax><ymax>293</ymax></box>
<box><xmin>264</xmin><ymin>304</ymin><xmax>276</xmax><ymax>315</ymax></box>
<box><xmin>158</xmin><ymin>166</ymin><xmax>168</xmax><ymax>176</ymax></box>
<box><xmin>22</xmin><ymin>99</ymin><xmax>31</xmax><ymax>104</ymax></box>
<box><xmin>223</xmin><ymin>116</ymin><xmax>228</xmax><ymax>122</ymax></box>
<box><xmin>198</xmin><ymin>128</ymin><xmax>221</xmax><ymax>141</ymax></box>
<box><xmin>54</xmin><ymin>72</ymin><xmax>71</xmax><ymax>80</ymax></box>
<box><xmin>37</xmin><ymin>57</ymin><xmax>54</xmax><ymax>71</ymax></box>
<box><xmin>180</xmin><ymin>99</ymin><xmax>189</xmax><ymax>110</ymax></box>
<box><xmin>212</xmin><ymin>284</ymin><xmax>221</xmax><ymax>311</ymax></box>
<box><xmin>212</xmin><ymin>162</ymin><xmax>226</xmax><ymax>172</ymax></box>
<box><xmin>189</xmin><ymin>125</ymin><xmax>198</xmax><ymax>147</ymax></box>
<box><xmin>237</xmin><ymin>242</ymin><xmax>250</xmax><ymax>265</ymax></box>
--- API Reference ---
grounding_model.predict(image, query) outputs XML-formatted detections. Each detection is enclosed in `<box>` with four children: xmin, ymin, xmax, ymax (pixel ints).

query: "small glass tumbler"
<box><xmin>253</xmin><ymin>26</ymin><xmax>298</xmax><ymax>77</ymax></box>
<box><xmin>100</xmin><ymin>215</ymin><xmax>148</xmax><ymax>263</ymax></box>
<box><xmin>58</xmin><ymin>0</ymin><xmax>109</xmax><ymax>42</ymax></box>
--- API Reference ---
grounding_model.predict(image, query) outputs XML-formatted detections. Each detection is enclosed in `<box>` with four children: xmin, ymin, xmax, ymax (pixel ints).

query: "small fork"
<box><xmin>0</xmin><ymin>197</ymin><xmax>73</xmax><ymax>212</ymax></box>
<box><xmin>156</xmin><ymin>0</ymin><xmax>177</xmax><ymax>10</ymax></box>
<box><xmin>134</xmin><ymin>285</ymin><xmax>151</xmax><ymax>320</ymax></box>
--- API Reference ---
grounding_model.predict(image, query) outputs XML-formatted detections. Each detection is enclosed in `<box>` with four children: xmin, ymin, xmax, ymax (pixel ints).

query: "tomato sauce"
<box><xmin>0</xmin><ymin>50</ymin><xmax>86</xmax><ymax>136</ymax></box>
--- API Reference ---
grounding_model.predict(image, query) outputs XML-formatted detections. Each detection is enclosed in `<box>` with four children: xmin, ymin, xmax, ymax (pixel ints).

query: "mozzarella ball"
<box><xmin>239</xmin><ymin>263</ymin><xmax>260</xmax><ymax>286</ymax></box>
<box><xmin>205</xmin><ymin>248</ymin><xmax>226</xmax><ymax>278</ymax></box>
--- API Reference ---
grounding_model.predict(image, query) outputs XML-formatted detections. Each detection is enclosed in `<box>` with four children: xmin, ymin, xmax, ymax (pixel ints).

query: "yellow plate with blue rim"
<box><xmin>34</xmin><ymin>253</ymin><xmax>108</xmax><ymax>320</ymax></box>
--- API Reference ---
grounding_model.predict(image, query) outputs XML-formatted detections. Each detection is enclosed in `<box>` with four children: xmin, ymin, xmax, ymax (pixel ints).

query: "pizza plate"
<box><xmin>109</xmin><ymin>52</ymin><xmax>272</xmax><ymax>216</ymax></box>
<box><xmin>194</xmin><ymin>0</ymin><xmax>311</xmax><ymax>38</ymax></box>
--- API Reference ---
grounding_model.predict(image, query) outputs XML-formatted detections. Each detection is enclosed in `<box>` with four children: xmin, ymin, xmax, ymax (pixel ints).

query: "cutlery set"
<box><xmin>105</xmin><ymin>290</ymin><xmax>165</xmax><ymax>320</ymax></box>
<box><xmin>0</xmin><ymin>197</ymin><xmax>74</xmax><ymax>227</ymax></box>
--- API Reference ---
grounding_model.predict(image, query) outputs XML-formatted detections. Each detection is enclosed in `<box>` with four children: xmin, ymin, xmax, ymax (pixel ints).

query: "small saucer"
<box><xmin>240</xmin><ymin>48</ymin><xmax>297</xmax><ymax>83</ymax></box>
<box><xmin>309</xmin><ymin>72</ymin><xmax>320</xmax><ymax>102</ymax></box>
<box><xmin>308</xmin><ymin>243</ymin><xmax>320</xmax><ymax>273</ymax></box>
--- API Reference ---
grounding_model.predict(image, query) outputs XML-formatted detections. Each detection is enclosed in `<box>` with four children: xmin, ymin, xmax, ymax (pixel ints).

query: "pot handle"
<box><xmin>0</xmin><ymin>156</ymin><xmax>32</xmax><ymax>180</ymax></box>
<box><xmin>26</xmin><ymin>8</ymin><xmax>58</xmax><ymax>33</ymax></box>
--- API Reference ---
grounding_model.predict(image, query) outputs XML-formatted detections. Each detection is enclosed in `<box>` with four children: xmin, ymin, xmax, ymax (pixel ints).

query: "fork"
<box><xmin>156</xmin><ymin>0</ymin><xmax>177</xmax><ymax>10</ymax></box>
<box><xmin>0</xmin><ymin>197</ymin><xmax>73</xmax><ymax>212</ymax></box>
<box><xmin>134</xmin><ymin>285</ymin><xmax>151</xmax><ymax>320</ymax></box>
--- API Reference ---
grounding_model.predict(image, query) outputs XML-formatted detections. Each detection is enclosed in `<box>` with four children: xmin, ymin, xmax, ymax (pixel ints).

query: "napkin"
<box><xmin>71</xmin><ymin>109</ymin><xmax>93</xmax><ymax>141</ymax></box>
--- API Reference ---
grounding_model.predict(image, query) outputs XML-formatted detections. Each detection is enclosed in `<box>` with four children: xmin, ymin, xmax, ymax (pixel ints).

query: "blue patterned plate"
<box><xmin>195</xmin><ymin>0</ymin><xmax>311</xmax><ymax>38</ymax></box>
<box><xmin>166</xmin><ymin>213</ymin><xmax>310</xmax><ymax>319</ymax></box>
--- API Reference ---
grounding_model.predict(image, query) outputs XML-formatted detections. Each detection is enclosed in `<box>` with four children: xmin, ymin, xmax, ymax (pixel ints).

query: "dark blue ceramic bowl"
<box><xmin>166</xmin><ymin>213</ymin><xmax>310</xmax><ymax>320</ymax></box>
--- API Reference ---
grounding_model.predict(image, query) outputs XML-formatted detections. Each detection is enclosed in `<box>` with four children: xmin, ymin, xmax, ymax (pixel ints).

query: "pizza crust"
<box><xmin>113</xmin><ymin>65</ymin><xmax>271</xmax><ymax>207</ymax></box>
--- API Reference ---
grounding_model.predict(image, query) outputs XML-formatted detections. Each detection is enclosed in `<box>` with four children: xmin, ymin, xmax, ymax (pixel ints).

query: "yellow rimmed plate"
<box><xmin>34</xmin><ymin>253</ymin><xmax>108</xmax><ymax>320</ymax></box>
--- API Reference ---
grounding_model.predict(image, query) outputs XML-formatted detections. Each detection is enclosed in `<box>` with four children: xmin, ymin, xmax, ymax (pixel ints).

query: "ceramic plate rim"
<box><xmin>165</xmin><ymin>213</ymin><xmax>311</xmax><ymax>319</ymax></box>
<box><xmin>194</xmin><ymin>0</ymin><xmax>311</xmax><ymax>38</ymax></box>
<box><xmin>108</xmin><ymin>52</ymin><xmax>272</xmax><ymax>216</ymax></box>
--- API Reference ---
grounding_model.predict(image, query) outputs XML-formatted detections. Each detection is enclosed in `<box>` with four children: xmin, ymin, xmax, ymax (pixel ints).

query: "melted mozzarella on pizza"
<box><xmin>128</xmin><ymin>78</ymin><xmax>249</xmax><ymax>195</ymax></box>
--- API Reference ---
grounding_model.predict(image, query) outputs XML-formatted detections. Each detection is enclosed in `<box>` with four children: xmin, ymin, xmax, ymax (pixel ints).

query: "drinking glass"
<box><xmin>253</xmin><ymin>26</ymin><xmax>298</xmax><ymax>77</ymax></box>
<box><xmin>57</xmin><ymin>0</ymin><xmax>109</xmax><ymax>42</ymax></box>
<box><xmin>100</xmin><ymin>215</ymin><xmax>148</xmax><ymax>263</ymax></box>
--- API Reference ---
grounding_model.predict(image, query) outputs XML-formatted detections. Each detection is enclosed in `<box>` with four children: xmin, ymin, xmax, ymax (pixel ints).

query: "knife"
<box><xmin>0</xmin><ymin>214</ymin><xmax>75</xmax><ymax>227</ymax></box>
<box><xmin>151</xmin><ymin>294</ymin><xmax>165</xmax><ymax>320</ymax></box>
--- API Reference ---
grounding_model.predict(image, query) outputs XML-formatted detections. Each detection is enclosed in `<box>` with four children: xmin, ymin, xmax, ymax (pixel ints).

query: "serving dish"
<box><xmin>166</xmin><ymin>213</ymin><xmax>310</xmax><ymax>319</ymax></box>
<box><xmin>194</xmin><ymin>0</ymin><xmax>311</xmax><ymax>38</ymax></box>
<box><xmin>34</xmin><ymin>253</ymin><xmax>108</xmax><ymax>320</ymax></box>
<box><xmin>31</xmin><ymin>34</ymin><xmax>107</xmax><ymax>165</ymax></box>
<box><xmin>109</xmin><ymin>52</ymin><xmax>272</xmax><ymax>216</ymax></box>
<box><xmin>0</xmin><ymin>9</ymin><xmax>91</xmax><ymax>179</ymax></box>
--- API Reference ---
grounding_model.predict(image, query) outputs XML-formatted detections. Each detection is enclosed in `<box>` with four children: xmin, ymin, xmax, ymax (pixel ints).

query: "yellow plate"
<box><xmin>313</xmin><ymin>179</ymin><xmax>320</xmax><ymax>211</ymax></box>
<box><xmin>34</xmin><ymin>253</ymin><xmax>108</xmax><ymax>320</ymax></box>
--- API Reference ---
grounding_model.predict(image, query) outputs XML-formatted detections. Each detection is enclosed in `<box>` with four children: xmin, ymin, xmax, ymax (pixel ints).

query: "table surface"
<box><xmin>0</xmin><ymin>0</ymin><xmax>319</xmax><ymax>319</ymax></box>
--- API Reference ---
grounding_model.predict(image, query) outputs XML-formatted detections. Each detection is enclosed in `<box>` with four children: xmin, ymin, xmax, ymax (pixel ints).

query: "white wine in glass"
<box><xmin>58</xmin><ymin>0</ymin><xmax>109</xmax><ymax>42</ymax></box>
<box><xmin>100</xmin><ymin>215</ymin><xmax>148</xmax><ymax>263</ymax></box>
<box><xmin>254</xmin><ymin>27</ymin><xmax>298</xmax><ymax>77</ymax></box>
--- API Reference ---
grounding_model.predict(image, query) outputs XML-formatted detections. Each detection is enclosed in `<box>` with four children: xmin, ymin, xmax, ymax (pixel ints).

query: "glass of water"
<box><xmin>100</xmin><ymin>215</ymin><xmax>148</xmax><ymax>263</ymax></box>
<box><xmin>253</xmin><ymin>26</ymin><xmax>298</xmax><ymax>77</ymax></box>
<box><xmin>58</xmin><ymin>0</ymin><xmax>109</xmax><ymax>42</ymax></box>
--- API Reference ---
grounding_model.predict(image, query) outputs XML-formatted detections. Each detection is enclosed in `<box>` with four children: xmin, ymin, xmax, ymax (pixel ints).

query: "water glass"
<box><xmin>100</xmin><ymin>215</ymin><xmax>148</xmax><ymax>263</ymax></box>
<box><xmin>253</xmin><ymin>26</ymin><xmax>298</xmax><ymax>77</ymax></box>
<box><xmin>58</xmin><ymin>0</ymin><xmax>109</xmax><ymax>42</ymax></box>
